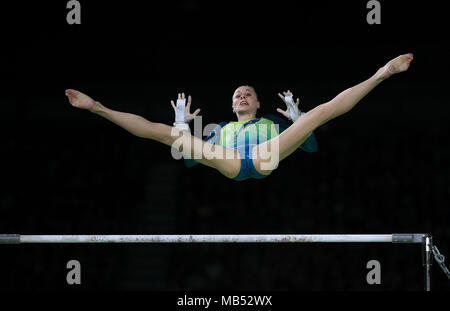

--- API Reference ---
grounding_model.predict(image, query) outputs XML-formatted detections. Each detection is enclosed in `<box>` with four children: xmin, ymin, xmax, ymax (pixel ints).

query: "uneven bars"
<box><xmin>1</xmin><ymin>233</ymin><xmax>443</xmax><ymax>292</ymax></box>
<box><xmin>0</xmin><ymin>233</ymin><xmax>426</xmax><ymax>244</ymax></box>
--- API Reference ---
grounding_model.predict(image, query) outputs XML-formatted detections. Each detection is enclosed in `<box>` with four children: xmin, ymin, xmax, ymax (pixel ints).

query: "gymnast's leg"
<box><xmin>253</xmin><ymin>53</ymin><xmax>414</xmax><ymax>173</ymax></box>
<box><xmin>65</xmin><ymin>90</ymin><xmax>241</xmax><ymax>178</ymax></box>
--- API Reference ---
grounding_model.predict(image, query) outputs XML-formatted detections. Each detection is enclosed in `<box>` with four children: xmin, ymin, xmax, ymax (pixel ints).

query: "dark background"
<box><xmin>1</xmin><ymin>0</ymin><xmax>449</xmax><ymax>291</ymax></box>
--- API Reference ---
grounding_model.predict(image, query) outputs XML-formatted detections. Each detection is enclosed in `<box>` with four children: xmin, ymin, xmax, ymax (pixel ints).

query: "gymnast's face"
<box><xmin>232</xmin><ymin>86</ymin><xmax>260</xmax><ymax>116</ymax></box>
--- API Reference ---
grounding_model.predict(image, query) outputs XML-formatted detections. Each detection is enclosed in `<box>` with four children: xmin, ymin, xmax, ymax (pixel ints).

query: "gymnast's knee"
<box><xmin>253</xmin><ymin>157</ymin><xmax>279</xmax><ymax>175</ymax></box>
<box><xmin>222</xmin><ymin>164</ymin><xmax>241</xmax><ymax>179</ymax></box>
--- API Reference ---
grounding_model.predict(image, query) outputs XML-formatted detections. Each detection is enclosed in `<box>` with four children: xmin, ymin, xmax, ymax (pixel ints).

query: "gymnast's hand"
<box><xmin>65</xmin><ymin>89</ymin><xmax>100</xmax><ymax>112</ymax></box>
<box><xmin>276</xmin><ymin>90</ymin><xmax>301</xmax><ymax>121</ymax></box>
<box><xmin>170</xmin><ymin>93</ymin><xmax>201</xmax><ymax>122</ymax></box>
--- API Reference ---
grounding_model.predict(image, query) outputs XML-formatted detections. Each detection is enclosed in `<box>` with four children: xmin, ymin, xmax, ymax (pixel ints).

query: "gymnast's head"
<box><xmin>232</xmin><ymin>85</ymin><xmax>260</xmax><ymax>118</ymax></box>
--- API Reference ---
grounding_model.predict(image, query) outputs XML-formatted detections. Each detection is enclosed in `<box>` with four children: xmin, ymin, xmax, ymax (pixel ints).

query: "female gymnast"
<box><xmin>65</xmin><ymin>53</ymin><xmax>413</xmax><ymax>181</ymax></box>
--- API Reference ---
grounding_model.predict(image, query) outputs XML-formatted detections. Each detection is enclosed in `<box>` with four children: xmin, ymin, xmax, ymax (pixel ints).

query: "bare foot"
<box><xmin>382</xmin><ymin>53</ymin><xmax>414</xmax><ymax>78</ymax></box>
<box><xmin>65</xmin><ymin>89</ymin><xmax>96</xmax><ymax>110</ymax></box>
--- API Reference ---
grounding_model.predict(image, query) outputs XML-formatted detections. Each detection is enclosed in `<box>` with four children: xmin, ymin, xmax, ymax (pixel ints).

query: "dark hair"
<box><xmin>233</xmin><ymin>85</ymin><xmax>258</xmax><ymax>100</ymax></box>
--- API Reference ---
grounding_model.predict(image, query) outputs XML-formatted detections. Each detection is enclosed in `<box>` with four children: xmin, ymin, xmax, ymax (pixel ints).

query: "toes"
<box><xmin>66</xmin><ymin>89</ymin><xmax>78</xmax><ymax>97</ymax></box>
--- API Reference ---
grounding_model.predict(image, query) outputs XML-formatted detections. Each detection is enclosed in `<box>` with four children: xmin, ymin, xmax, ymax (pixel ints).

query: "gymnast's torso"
<box><xmin>184</xmin><ymin>115</ymin><xmax>318</xmax><ymax>181</ymax></box>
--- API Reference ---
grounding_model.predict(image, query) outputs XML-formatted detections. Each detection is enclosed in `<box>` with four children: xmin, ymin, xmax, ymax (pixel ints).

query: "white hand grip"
<box><xmin>284</xmin><ymin>95</ymin><xmax>299</xmax><ymax>121</ymax></box>
<box><xmin>175</xmin><ymin>98</ymin><xmax>186</xmax><ymax>123</ymax></box>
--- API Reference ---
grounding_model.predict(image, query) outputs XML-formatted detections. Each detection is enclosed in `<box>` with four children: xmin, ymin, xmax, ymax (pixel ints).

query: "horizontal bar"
<box><xmin>393</xmin><ymin>233</ymin><xmax>427</xmax><ymax>243</ymax></box>
<box><xmin>0</xmin><ymin>234</ymin><xmax>427</xmax><ymax>244</ymax></box>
